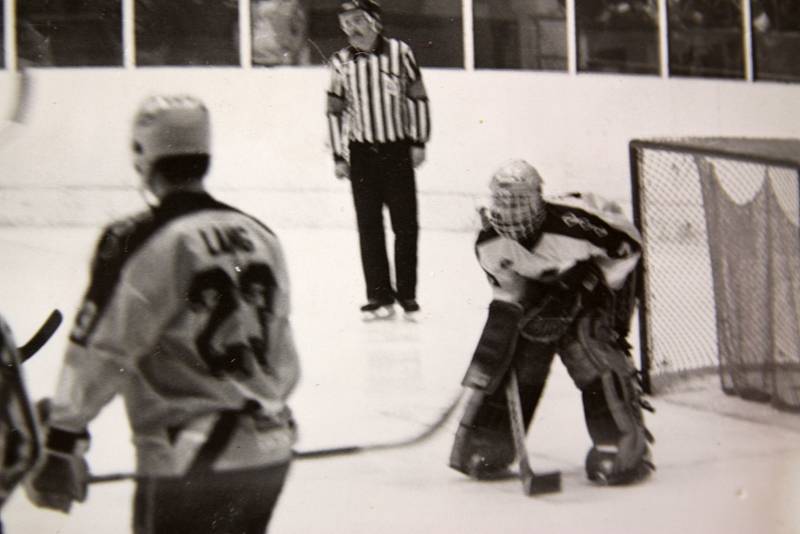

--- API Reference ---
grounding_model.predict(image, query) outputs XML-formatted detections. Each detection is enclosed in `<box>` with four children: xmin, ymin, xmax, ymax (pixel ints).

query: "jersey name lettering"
<box><xmin>561</xmin><ymin>211</ymin><xmax>608</xmax><ymax>238</ymax></box>
<box><xmin>200</xmin><ymin>225</ymin><xmax>255</xmax><ymax>256</ymax></box>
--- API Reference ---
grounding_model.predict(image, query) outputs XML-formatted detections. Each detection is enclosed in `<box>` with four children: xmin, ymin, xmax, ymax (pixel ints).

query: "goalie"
<box><xmin>449</xmin><ymin>159</ymin><xmax>654</xmax><ymax>486</ymax></box>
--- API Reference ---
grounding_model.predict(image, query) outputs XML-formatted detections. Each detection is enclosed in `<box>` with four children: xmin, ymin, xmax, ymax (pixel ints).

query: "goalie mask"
<box><xmin>487</xmin><ymin>159</ymin><xmax>546</xmax><ymax>242</ymax></box>
<box><xmin>132</xmin><ymin>95</ymin><xmax>210</xmax><ymax>177</ymax></box>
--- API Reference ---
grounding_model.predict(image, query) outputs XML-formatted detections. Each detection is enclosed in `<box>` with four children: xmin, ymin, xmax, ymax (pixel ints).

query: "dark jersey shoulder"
<box><xmin>541</xmin><ymin>200</ymin><xmax>639</xmax><ymax>258</ymax></box>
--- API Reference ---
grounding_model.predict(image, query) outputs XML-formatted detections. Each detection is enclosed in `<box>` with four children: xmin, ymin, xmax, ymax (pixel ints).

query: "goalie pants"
<box><xmin>450</xmin><ymin>314</ymin><xmax>651</xmax><ymax>476</ymax></box>
<box><xmin>133</xmin><ymin>461</ymin><xmax>291</xmax><ymax>534</ymax></box>
<box><xmin>349</xmin><ymin>141</ymin><xmax>419</xmax><ymax>302</ymax></box>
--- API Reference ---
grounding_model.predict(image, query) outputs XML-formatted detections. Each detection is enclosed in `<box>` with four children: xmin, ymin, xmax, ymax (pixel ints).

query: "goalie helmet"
<box><xmin>487</xmin><ymin>159</ymin><xmax>546</xmax><ymax>241</ymax></box>
<box><xmin>132</xmin><ymin>95</ymin><xmax>210</xmax><ymax>176</ymax></box>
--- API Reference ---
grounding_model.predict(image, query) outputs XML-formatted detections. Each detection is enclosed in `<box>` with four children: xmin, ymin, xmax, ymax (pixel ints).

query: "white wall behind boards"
<box><xmin>0</xmin><ymin>67</ymin><xmax>798</xmax><ymax>230</ymax></box>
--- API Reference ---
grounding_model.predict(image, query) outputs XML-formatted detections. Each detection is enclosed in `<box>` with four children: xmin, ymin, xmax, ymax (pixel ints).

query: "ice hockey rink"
<box><xmin>1</xmin><ymin>222</ymin><xmax>799</xmax><ymax>534</ymax></box>
<box><xmin>0</xmin><ymin>23</ymin><xmax>799</xmax><ymax>529</ymax></box>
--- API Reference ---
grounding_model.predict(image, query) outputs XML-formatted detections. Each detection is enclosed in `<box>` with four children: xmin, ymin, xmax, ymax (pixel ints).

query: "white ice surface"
<box><xmin>1</xmin><ymin>226</ymin><xmax>798</xmax><ymax>534</ymax></box>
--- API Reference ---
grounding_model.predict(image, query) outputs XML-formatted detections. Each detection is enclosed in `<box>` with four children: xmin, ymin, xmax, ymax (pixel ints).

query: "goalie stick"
<box><xmin>18</xmin><ymin>309</ymin><xmax>63</xmax><ymax>362</ymax></box>
<box><xmin>294</xmin><ymin>390</ymin><xmax>463</xmax><ymax>459</ymax></box>
<box><xmin>88</xmin><ymin>390</ymin><xmax>464</xmax><ymax>484</ymax></box>
<box><xmin>505</xmin><ymin>368</ymin><xmax>561</xmax><ymax>495</ymax></box>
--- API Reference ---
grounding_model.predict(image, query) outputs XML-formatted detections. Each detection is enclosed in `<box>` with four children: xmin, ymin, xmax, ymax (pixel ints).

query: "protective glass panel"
<box><xmin>667</xmin><ymin>0</ymin><xmax>744</xmax><ymax>78</ymax></box>
<box><xmin>752</xmin><ymin>0</ymin><xmax>800</xmax><ymax>82</ymax></box>
<box><xmin>306</xmin><ymin>0</ymin><xmax>463</xmax><ymax>68</ymax></box>
<box><xmin>135</xmin><ymin>0</ymin><xmax>239</xmax><ymax>66</ymax></box>
<box><xmin>576</xmin><ymin>0</ymin><xmax>659</xmax><ymax>74</ymax></box>
<box><xmin>251</xmin><ymin>0</ymin><xmax>311</xmax><ymax>66</ymax></box>
<box><xmin>473</xmin><ymin>0</ymin><xmax>567</xmax><ymax>71</ymax></box>
<box><xmin>17</xmin><ymin>0</ymin><xmax>122</xmax><ymax>67</ymax></box>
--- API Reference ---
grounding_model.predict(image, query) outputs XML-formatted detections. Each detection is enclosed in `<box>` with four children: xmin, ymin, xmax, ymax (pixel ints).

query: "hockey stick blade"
<box><xmin>521</xmin><ymin>469</ymin><xmax>562</xmax><ymax>495</ymax></box>
<box><xmin>19</xmin><ymin>309</ymin><xmax>63</xmax><ymax>362</ymax></box>
<box><xmin>506</xmin><ymin>369</ymin><xmax>561</xmax><ymax>496</ymax></box>
<box><xmin>90</xmin><ymin>392</ymin><xmax>464</xmax><ymax>484</ymax></box>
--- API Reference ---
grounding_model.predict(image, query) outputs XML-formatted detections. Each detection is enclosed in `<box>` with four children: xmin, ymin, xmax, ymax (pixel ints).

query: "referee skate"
<box><xmin>360</xmin><ymin>298</ymin><xmax>421</xmax><ymax>321</ymax></box>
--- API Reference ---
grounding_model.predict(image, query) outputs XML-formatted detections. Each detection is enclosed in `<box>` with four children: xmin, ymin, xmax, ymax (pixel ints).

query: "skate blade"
<box><xmin>362</xmin><ymin>306</ymin><xmax>396</xmax><ymax>322</ymax></box>
<box><xmin>402</xmin><ymin>310</ymin><xmax>420</xmax><ymax>322</ymax></box>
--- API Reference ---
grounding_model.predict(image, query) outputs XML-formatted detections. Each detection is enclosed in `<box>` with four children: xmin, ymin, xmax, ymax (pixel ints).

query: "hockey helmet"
<box><xmin>132</xmin><ymin>95</ymin><xmax>210</xmax><ymax>176</ymax></box>
<box><xmin>339</xmin><ymin>0</ymin><xmax>382</xmax><ymax>41</ymax></box>
<box><xmin>340</xmin><ymin>0</ymin><xmax>381</xmax><ymax>20</ymax></box>
<box><xmin>487</xmin><ymin>159</ymin><xmax>546</xmax><ymax>241</ymax></box>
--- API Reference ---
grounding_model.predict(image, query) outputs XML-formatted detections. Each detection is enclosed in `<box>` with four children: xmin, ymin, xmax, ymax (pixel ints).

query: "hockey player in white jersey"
<box><xmin>25</xmin><ymin>95</ymin><xmax>301</xmax><ymax>533</ymax></box>
<box><xmin>449</xmin><ymin>159</ymin><xmax>654</xmax><ymax>486</ymax></box>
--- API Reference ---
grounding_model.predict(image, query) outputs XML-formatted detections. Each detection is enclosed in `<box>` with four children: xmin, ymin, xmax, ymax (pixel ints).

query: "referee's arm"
<box><xmin>402</xmin><ymin>44</ymin><xmax>431</xmax><ymax>148</ymax></box>
<box><xmin>326</xmin><ymin>55</ymin><xmax>348</xmax><ymax>163</ymax></box>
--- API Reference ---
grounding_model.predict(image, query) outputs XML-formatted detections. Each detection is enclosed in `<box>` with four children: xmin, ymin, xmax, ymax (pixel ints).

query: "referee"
<box><xmin>326</xmin><ymin>0</ymin><xmax>431</xmax><ymax>320</ymax></box>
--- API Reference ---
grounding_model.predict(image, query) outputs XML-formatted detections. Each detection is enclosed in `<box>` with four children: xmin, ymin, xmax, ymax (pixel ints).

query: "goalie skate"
<box><xmin>360</xmin><ymin>299</ymin><xmax>395</xmax><ymax>321</ymax></box>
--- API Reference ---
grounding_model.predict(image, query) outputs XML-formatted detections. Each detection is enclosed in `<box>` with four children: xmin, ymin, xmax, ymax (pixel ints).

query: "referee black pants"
<box><xmin>349</xmin><ymin>141</ymin><xmax>419</xmax><ymax>302</ymax></box>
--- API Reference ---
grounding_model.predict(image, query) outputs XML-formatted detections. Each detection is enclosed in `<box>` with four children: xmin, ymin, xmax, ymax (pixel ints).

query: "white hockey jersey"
<box><xmin>50</xmin><ymin>191</ymin><xmax>300</xmax><ymax>476</ymax></box>
<box><xmin>476</xmin><ymin>193</ymin><xmax>642</xmax><ymax>303</ymax></box>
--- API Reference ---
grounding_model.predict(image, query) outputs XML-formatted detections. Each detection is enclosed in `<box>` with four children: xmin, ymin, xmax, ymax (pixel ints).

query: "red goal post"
<box><xmin>629</xmin><ymin>137</ymin><xmax>800</xmax><ymax>412</ymax></box>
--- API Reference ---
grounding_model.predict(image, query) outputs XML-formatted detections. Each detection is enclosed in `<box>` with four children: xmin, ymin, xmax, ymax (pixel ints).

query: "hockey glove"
<box><xmin>552</xmin><ymin>261</ymin><xmax>607</xmax><ymax>310</ymax></box>
<box><xmin>24</xmin><ymin>400</ymin><xmax>89</xmax><ymax>513</ymax></box>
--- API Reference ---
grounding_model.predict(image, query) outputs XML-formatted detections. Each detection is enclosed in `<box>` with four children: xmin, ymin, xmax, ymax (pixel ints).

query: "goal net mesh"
<box><xmin>631</xmin><ymin>138</ymin><xmax>800</xmax><ymax>412</ymax></box>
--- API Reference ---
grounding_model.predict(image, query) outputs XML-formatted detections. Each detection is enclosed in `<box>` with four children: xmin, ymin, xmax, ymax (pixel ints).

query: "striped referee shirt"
<box><xmin>326</xmin><ymin>36</ymin><xmax>431</xmax><ymax>162</ymax></box>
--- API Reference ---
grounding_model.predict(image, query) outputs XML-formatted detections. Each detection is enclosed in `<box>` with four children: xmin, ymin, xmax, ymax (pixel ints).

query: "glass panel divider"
<box><xmin>565</xmin><ymin>0</ymin><xmax>577</xmax><ymax>75</ymax></box>
<box><xmin>123</xmin><ymin>0</ymin><xmax>135</xmax><ymax>69</ymax></box>
<box><xmin>5</xmin><ymin>0</ymin><xmax>16</xmax><ymax>70</ymax></box>
<box><xmin>239</xmin><ymin>0</ymin><xmax>252</xmax><ymax>69</ymax></box>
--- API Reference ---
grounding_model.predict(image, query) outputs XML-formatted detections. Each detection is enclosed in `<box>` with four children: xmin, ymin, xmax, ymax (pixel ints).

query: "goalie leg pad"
<box><xmin>451</xmin><ymin>341</ymin><xmax>555</xmax><ymax>480</ymax></box>
<box><xmin>582</xmin><ymin>376</ymin><xmax>653</xmax><ymax>485</ymax></box>
<box><xmin>461</xmin><ymin>300</ymin><xmax>523</xmax><ymax>394</ymax></box>
<box><xmin>559</xmin><ymin>312</ymin><xmax>654</xmax><ymax>485</ymax></box>
<box><xmin>449</xmin><ymin>389</ymin><xmax>515</xmax><ymax>479</ymax></box>
<box><xmin>585</xmin><ymin>444</ymin><xmax>653</xmax><ymax>486</ymax></box>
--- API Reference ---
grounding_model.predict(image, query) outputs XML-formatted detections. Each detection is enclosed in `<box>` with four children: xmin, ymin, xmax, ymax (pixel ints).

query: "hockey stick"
<box><xmin>294</xmin><ymin>390</ymin><xmax>463</xmax><ymax>459</ymax></box>
<box><xmin>18</xmin><ymin>309</ymin><xmax>63</xmax><ymax>362</ymax></box>
<box><xmin>505</xmin><ymin>369</ymin><xmax>561</xmax><ymax>495</ymax></box>
<box><xmin>88</xmin><ymin>391</ymin><xmax>463</xmax><ymax>484</ymax></box>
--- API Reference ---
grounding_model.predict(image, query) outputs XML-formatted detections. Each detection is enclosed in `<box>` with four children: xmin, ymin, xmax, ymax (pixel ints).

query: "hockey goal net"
<box><xmin>630</xmin><ymin>137</ymin><xmax>800</xmax><ymax>412</ymax></box>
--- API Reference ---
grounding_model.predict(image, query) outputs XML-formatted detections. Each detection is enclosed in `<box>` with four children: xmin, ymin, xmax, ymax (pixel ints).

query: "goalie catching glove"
<box><xmin>24</xmin><ymin>399</ymin><xmax>90</xmax><ymax>513</ymax></box>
